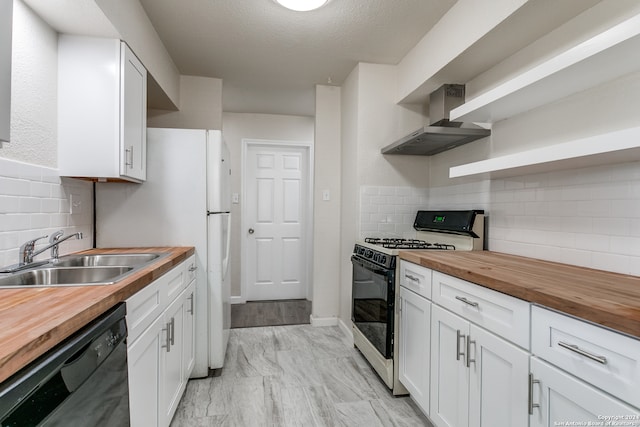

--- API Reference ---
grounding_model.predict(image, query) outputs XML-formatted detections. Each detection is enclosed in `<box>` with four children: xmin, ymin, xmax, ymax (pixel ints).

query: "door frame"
<box><xmin>240</xmin><ymin>138</ymin><xmax>314</xmax><ymax>302</ymax></box>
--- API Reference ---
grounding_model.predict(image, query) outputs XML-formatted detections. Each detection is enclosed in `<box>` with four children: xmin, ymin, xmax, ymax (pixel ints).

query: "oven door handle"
<box><xmin>351</xmin><ymin>255</ymin><xmax>390</xmax><ymax>276</ymax></box>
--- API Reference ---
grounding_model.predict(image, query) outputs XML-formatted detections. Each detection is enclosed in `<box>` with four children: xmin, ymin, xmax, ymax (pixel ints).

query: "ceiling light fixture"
<box><xmin>275</xmin><ymin>0</ymin><xmax>329</xmax><ymax>12</ymax></box>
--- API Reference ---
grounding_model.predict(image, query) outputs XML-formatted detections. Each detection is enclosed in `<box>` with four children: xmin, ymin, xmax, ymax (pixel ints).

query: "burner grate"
<box><xmin>364</xmin><ymin>237</ymin><xmax>455</xmax><ymax>250</ymax></box>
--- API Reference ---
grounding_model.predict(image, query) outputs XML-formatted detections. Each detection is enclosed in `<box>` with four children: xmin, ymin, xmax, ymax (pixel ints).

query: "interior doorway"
<box><xmin>241</xmin><ymin>139</ymin><xmax>313</xmax><ymax>302</ymax></box>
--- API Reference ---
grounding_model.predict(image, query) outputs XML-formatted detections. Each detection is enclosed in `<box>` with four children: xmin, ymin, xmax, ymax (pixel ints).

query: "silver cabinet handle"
<box><xmin>455</xmin><ymin>296</ymin><xmax>479</xmax><ymax>308</ymax></box>
<box><xmin>187</xmin><ymin>293</ymin><xmax>194</xmax><ymax>315</ymax></box>
<box><xmin>125</xmin><ymin>146</ymin><xmax>134</xmax><ymax>168</ymax></box>
<box><xmin>466</xmin><ymin>336</ymin><xmax>476</xmax><ymax>368</ymax></box>
<box><xmin>405</xmin><ymin>273</ymin><xmax>419</xmax><ymax>282</ymax></box>
<box><xmin>558</xmin><ymin>341</ymin><xmax>607</xmax><ymax>365</ymax></box>
<box><xmin>248</xmin><ymin>228</ymin><xmax>255</xmax><ymax>234</ymax></box>
<box><xmin>162</xmin><ymin>322</ymin><xmax>171</xmax><ymax>353</ymax></box>
<box><xmin>188</xmin><ymin>264</ymin><xmax>197</xmax><ymax>272</ymax></box>
<box><xmin>456</xmin><ymin>330</ymin><xmax>465</xmax><ymax>361</ymax></box>
<box><xmin>528</xmin><ymin>373</ymin><xmax>540</xmax><ymax>414</ymax></box>
<box><xmin>169</xmin><ymin>317</ymin><xmax>175</xmax><ymax>346</ymax></box>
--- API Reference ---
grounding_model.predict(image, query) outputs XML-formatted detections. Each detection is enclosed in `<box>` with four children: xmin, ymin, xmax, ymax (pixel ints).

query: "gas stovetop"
<box><xmin>364</xmin><ymin>237</ymin><xmax>456</xmax><ymax>250</ymax></box>
<box><xmin>353</xmin><ymin>210</ymin><xmax>485</xmax><ymax>269</ymax></box>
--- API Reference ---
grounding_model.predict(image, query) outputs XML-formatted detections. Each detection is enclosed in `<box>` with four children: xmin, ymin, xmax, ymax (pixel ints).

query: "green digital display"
<box><xmin>433</xmin><ymin>215</ymin><xmax>446</xmax><ymax>223</ymax></box>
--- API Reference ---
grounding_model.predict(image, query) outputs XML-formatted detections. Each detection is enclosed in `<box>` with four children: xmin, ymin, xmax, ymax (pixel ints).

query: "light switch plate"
<box><xmin>232</xmin><ymin>193</ymin><xmax>240</xmax><ymax>204</ymax></box>
<box><xmin>322</xmin><ymin>190</ymin><xmax>330</xmax><ymax>201</ymax></box>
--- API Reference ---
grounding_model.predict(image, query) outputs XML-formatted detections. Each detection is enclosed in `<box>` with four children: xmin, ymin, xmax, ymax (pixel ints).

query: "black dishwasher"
<box><xmin>0</xmin><ymin>303</ymin><xmax>130</xmax><ymax>426</ymax></box>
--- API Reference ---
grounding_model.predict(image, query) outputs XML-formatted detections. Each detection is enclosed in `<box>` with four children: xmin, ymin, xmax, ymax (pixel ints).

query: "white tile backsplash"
<box><xmin>488</xmin><ymin>160</ymin><xmax>640</xmax><ymax>276</ymax></box>
<box><xmin>359</xmin><ymin>185</ymin><xmax>429</xmax><ymax>238</ymax></box>
<box><xmin>358</xmin><ymin>161</ymin><xmax>640</xmax><ymax>276</ymax></box>
<box><xmin>0</xmin><ymin>158</ymin><xmax>93</xmax><ymax>268</ymax></box>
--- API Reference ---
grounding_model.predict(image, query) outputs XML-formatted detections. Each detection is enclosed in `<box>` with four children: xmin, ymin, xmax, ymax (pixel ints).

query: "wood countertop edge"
<box><xmin>399</xmin><ymin>251</ymin><xmax>640</xmax><ymax>339</ymax></box>
<box><xmin>0</xmin><ymin>246</ymin><xmax>195</xmax><ymax>384</ymax></box>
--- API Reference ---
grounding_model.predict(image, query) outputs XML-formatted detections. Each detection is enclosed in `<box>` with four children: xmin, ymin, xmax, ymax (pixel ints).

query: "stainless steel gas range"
<box><xmin>351</xmin><ymin>210</ymin><xmax>485</xmax><ymax>395</ymax></box>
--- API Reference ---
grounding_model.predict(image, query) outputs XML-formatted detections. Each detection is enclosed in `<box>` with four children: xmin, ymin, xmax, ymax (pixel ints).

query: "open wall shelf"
<box><xmin>449</xmin><ymin>126</ymin><xmax>640</xmax><ymax>178</ymax></box>
<box><xmin>449</xmin><ymin>14</ymin><xmax>640</xmax><ymax>124</ymax></box>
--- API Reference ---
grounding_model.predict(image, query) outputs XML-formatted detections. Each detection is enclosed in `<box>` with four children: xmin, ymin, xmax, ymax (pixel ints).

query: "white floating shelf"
<box><xmin>450</xmin><ymin>14</ymin><xmax>640</xmax><ymax>123</ymax></box>
<box><xmin>449</xmin><ymin>126</ymin><xmax>640</xmax><ymax>178</ymax></box>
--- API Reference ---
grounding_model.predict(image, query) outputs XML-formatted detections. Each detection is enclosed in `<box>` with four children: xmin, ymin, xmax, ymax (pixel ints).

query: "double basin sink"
<box><xmin>0</xmin><ymin>253</ymin><xmax>166</xmax><ymax>288</ymax></box>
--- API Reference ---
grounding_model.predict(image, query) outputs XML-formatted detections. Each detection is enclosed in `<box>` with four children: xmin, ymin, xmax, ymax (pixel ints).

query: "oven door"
<box><xmin>351</xmin><ymin>255</ymin><xmax>394</xmax><ymax>359</ymax></box>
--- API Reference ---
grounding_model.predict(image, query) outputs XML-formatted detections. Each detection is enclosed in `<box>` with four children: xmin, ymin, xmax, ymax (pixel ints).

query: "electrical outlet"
<box><xmin>70</xmin><ymin>193</ymin><xmax>82</xmax><ymax>215</ymax></box>
<box><xmin>232</xmin><ymin>193</ymin><xmax>240</xmax><ymax>204</ymax></box>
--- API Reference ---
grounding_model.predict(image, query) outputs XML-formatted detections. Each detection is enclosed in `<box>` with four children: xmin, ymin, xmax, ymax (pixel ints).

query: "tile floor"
<box><xmin>170</xmin><ymin>324</ymin><xmax>432</xmax><ymax>426</ymax></box>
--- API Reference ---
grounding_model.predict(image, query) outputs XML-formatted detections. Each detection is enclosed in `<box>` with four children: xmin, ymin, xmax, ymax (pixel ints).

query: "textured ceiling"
<box><xmin>138</xmin><ymin>0</ymin><xmax>457</xmax><ymax>115</ymax></box>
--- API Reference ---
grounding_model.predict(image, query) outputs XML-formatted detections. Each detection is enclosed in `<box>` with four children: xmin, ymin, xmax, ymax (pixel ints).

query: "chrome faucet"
<box><xmin>20</xmin><ymin>231</ymin><xmax>83</xmax><ymax>265</ymax></box>
<box><xmin>49</xmin><ymin>230</ymin><xmax>65</xmax><ymax>261</ymax></box>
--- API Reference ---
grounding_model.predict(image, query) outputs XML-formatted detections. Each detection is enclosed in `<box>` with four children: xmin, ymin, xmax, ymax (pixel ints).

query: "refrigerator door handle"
<box><xmin>222</xmin><ymin>214</ymin><xmax>231</xmax><ymax>280</ymax></box>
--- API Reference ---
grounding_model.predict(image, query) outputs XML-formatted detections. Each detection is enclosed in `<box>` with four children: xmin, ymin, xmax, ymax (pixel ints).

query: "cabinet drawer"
<box><xmin>432</xmin><ymin>271</ymin><xmax>530</xmax><ymax>349</ymax></box>
<box><xmin>399</xmin><ymin>261</ymin><xmax>432</xmax><ymax>299</ymax></box>
<box><xmin>532</xmin><ymin>306</ymin><xmax>640</xmax><ymax>408</ymax></box>
<box><xmin>185</xmin><ymin>254</ymin><xmax>197</xmax><ymax>284</ymax></box>
<box><xmin>127</xmin><ymin>262</ymin><xmax>185</xmax><ymax>343</ymax></box>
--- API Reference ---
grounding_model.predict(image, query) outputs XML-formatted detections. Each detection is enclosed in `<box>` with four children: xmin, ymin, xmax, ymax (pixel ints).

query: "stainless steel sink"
<box><xmin>54</xmin><ymin>253</ymin><xmax>161</xmax><ymax>268</ymax></box>
<box><xmin>0</xmin><ymin>266</ymin><xmax>134</xmax><ymax>288</ymax></box>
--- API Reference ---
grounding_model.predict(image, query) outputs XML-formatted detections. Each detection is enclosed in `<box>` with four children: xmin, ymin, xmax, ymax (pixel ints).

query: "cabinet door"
<box><xmin>161</xmin><ymin>294</ymin><xmax>185</xmax><ymax>426</ymax></box>
<box><xmin>120</xmin><ymin>43</ymin><xmax>147</xmax><ymax>181</ymax></box>
<box><xmin>128</xmin><ymin>313</ymin><xmax>165</xmax><ymax>427</ymax></box>
<box><xmin>430</xmin><ymin>305</ymin><xmax>470</xmax><ymax>427</ymax></box>
<box><xmin>530</xmin><ymin>357</ymin><xmax>640</xmax><ymax>427</ymax></box>
<box><xmin>183</xmin><ymin>280</ymin><xmax>196</xmax><ymax>379</ymax></box>
<box><xmin>398</xmin><ymin>286</ymin><xmax>431</xmax><ymax>415</ymax></box>
<box><xmin>0</xmin><ymin>0</ymin><xmax>11</xmax><ymax>142</ymax></box>
<box><xmin>469</xmin><ymin>325</ymin><xmax>529</xmax><ymax>427</ymax></box>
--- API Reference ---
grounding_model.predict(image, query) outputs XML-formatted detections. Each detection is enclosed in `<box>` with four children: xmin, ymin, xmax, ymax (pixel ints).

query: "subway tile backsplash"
<box><xmin>359</xmin><ymin>161</ymin><xmax>640</xmax><ymax>276</ymax></box>
<box><xmin>360</xmin><ymin>185</ymin><xmax>429</xmax><ymax>238</ymax></box>
<box><xmin>488</xmin><ymin>161</ymin><xmax>640</xmax><ymax>276</ymax></box>
<box><xmin>0</xmin><ymin>158</ymin><xmax>93</xmax><ymax>268</ymax></box>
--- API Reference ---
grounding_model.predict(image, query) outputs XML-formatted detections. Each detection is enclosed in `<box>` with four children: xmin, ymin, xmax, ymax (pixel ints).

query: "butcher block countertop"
<box><xmin>0</xmin><ymin>246</ymin><xmax>194</xmax><ymax>384</ymax></box>
<box><xmin>400</xmin><ymin>250</ymin><xmax>640</xmax><ymax>339</ymax></box>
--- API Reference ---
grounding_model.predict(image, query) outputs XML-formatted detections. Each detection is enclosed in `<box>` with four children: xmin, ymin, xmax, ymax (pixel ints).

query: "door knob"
<box><xmin>248</xmin><ymin>228</ymin><xmax>255</xmax><ymax>234</ymax></box>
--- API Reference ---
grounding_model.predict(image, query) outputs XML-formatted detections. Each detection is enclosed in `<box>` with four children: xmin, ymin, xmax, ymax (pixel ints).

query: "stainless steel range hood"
<box><xmin>382</xmin><ymin>84</ymin><xmax>490</xmax><ymax>156</ymax></box>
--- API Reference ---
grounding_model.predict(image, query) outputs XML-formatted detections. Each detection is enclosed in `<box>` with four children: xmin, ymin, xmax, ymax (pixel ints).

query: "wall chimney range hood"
<box><xmin>382</xmin><ymin>84</ymin><xmax>491</xmax><ymax>156</ymax></box>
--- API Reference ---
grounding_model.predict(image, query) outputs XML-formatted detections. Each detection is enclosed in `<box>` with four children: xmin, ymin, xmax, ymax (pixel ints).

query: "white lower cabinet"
<box><xmin>127</xmin><ymin>260</ymin><xmax>196</xmax><ymax>427</ymax></box>
<box><xmin>398</xmin><ymin>286</ymin><xmax>431</xmax><ymax>414</ymax></box>
<box><xmin>429</xmin><ymin>305</ymin><xmax>530</xmax><ymax>427</ymax></box>
<box><xmin>430</xmin><ymin>305</ymin><xmax>470</xmax><ymax>427</ymax></box>
<box><xmin>530</xmin><ymin>357</ymin><xmax>640</xmax><ymax>427</ymax></box>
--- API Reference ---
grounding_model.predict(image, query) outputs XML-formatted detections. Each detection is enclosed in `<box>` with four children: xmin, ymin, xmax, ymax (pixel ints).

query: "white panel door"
<box><xmin>430</xmin><ymin>305</ymin><xmax>470</xmax><ymax>427</ymax></box>
<box><xmin>245</xmin><ymin>145</ymin><xmax>308</xmax><ymax>300</ymax></box>
<box><xmin>398</xmin><ymin>286</ymin><xmax>431</xmax><ymax>415</ymax></box>
<box><xmin>530</xmin><ymin>357</ymin><xmax>640</xmax><ymax>427</ymax></box>
<box><xmin>468</xmin><ymin>325</ymin><xmax>529</xmax><ymax>427</ymax></box>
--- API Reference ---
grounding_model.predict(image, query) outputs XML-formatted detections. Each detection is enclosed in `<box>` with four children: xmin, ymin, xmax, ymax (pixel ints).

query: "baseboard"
<box><xmin>229</xmin><ymin>296</ymin><xmax>246</xmax><ymax>305</ymax></box>
<box><xmin>338</xmin><ymin>318</ymin><xmax>353</xmax><ymax>343</ymax></box>
<box><xmin>309</xmin><ymin>314</ymin><xmax>338</xmax><ymax>327</ymax></box>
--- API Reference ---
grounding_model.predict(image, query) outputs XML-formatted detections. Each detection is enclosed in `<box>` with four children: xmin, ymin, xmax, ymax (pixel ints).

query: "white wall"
<box><xmin>311</xmin><ymin>84</ymin><xmax>341</xmax><ymax>324</ymax></box>
<box><xmin>95</xmin><ymin>0</ymin><xmax>180</xmax><ymax>108</ymax></box>
<box><xmin>3</xmin><ymin>0</ymin><xmax>57</xmax><ymax>167</ymax></box>
<box><xmin>222</xmin><ymin>112</ymin><xmax>315</xmax><ymax>299</ymax></box>
<box><xmin>0</xmin><ymin>0</ymin><xmax>93</xmax><ymax>267</ymax></box>
<box><xmin>148</xmin><ymin>75</ymin><xmax>223</xmax><ymax>130</ymax></box>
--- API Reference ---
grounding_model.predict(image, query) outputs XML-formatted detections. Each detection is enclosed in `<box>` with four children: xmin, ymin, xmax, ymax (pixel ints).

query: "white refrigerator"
<box><xmin>96</xmin><ymin>128</ymin><xmax>231</xmax><ymax>377</ymax></box>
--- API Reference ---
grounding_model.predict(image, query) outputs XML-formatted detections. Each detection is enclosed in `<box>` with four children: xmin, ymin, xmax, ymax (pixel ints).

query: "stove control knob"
<box><xmin>381</xmin><ymin>255</ymin><xmax>387</xmax><ymax>265</ymax></box>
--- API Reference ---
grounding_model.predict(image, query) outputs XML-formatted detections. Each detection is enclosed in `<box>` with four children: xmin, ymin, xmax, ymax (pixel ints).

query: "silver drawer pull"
<box><xmin>405</xmin><ymin>273</ymin><xmax>419</xmax><ymax>282</ymax></box>
<box><xmin>455</xmin><ymin>296</ymin><xmax>479</xmax><ymax>308</ymax></box>
<box><xmin>162</xmin><ymin>323</ymin><xmax>171</xmax><ymax>352</ymax></box>
<box><xmin>558</xmin><ymin>341</ymin><xmax>607</xmax><ymax>365</ymax></box>
<box><xmin>188</xmin><ymin>264</ymin><xmax>197</xmax><ymax>272</ymax></box>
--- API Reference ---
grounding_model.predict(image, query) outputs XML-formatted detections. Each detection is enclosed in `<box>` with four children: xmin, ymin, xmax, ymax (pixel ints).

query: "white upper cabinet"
<box><xmin>0</xmin><ymin>0</ymin><xmax>12</xmax><ymax>143</ymax></box>
<box><xmin>58</xmin><ymin>35</ymin><xmax>147</xmax><ymax>182</ymax></box>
